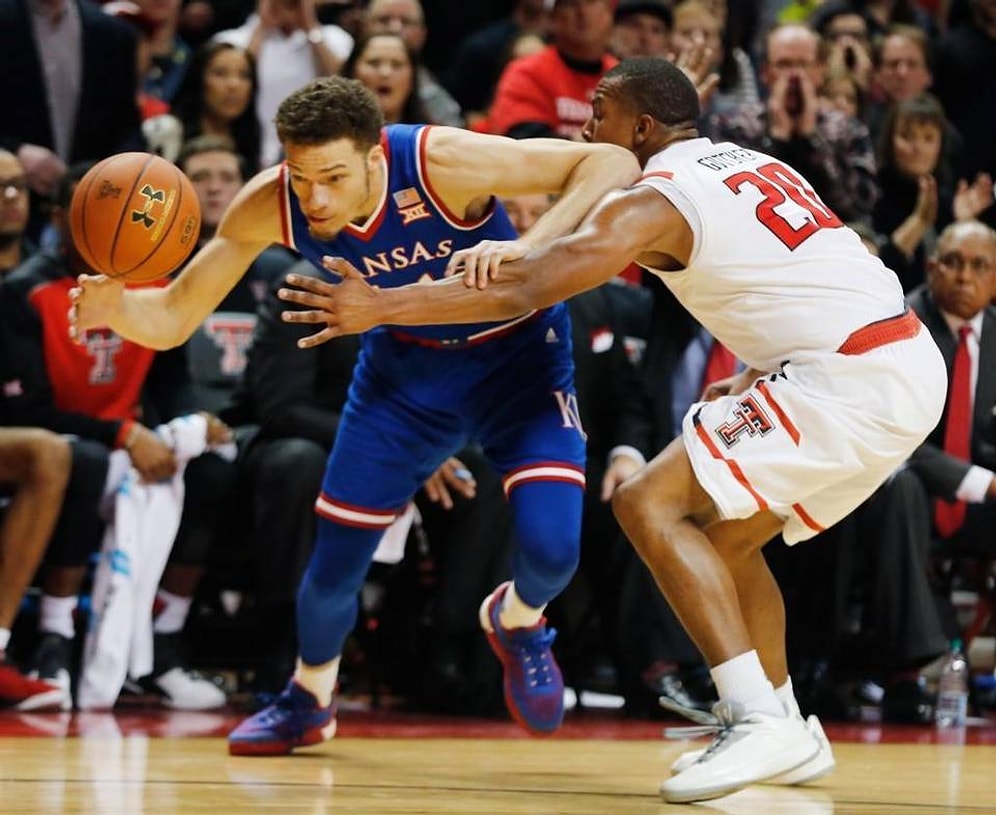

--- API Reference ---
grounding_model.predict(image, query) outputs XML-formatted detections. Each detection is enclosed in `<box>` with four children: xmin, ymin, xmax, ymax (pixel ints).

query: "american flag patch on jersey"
<box><xmin>393</xmin><ymin>187</ymin><xmax>422</xmax><ymax>208</ymax></box>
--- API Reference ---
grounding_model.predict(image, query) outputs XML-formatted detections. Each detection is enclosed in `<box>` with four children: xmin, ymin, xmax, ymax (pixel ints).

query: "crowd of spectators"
<box><xmin>1</xmin><ymin>0</ymin><xmax>994</xmax><ymax>725</ymax></box>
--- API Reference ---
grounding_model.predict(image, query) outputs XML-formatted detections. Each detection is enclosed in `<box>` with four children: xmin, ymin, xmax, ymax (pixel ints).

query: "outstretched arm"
<box><xmin>425</xmin><ymin>128</ymin><xmax>641</xmax><ymax>282</ymax></box>
<box><xmin>69</xmin><ymin>168</ymin><xmax>283</xmax><ymax>350</ymax></box>
<box><xmin>280</xmin><ymin>185</ymin><xmax>686</xmax><ymax>346</ymax></box>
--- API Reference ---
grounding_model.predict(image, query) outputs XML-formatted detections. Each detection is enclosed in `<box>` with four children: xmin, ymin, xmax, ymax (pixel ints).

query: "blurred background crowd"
<box><xmin>0</xmin><ymin>0</ymin><xmax>994</xmax><ymax>727</ymax></box>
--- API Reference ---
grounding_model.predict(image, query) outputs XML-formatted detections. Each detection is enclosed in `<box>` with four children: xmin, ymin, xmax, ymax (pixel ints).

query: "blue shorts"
<box><xmin>320</xmin><ymin>304</ymin><xmax>585</xmax><ymax>514</ymax></box>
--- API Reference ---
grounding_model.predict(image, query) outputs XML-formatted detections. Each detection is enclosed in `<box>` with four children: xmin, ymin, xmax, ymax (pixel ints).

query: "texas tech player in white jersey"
<box><xmin>637</xmin><ymin>138</ymin><xmax>906</xmax><ymax>372</ymax></box>
<box><xmin>637</xmin><ymin>138</ymin><xmax>946</xmax><ymax>544</ymax></box>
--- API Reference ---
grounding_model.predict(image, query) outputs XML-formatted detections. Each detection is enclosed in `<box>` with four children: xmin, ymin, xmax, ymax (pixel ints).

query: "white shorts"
<box><xmin>682</xmin><ymin>313</ymin><xmax>946</xmax><ymax>544</ymax></box>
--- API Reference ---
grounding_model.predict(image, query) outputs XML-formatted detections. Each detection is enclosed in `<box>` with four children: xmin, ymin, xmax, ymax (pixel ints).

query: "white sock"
<box><xmin>710</xmin><ymin>650</ymin><xmax>785</xmax><ymax>718</ymax></box>
<box><xmin>39</xmin><ymin>594</ymin><xmax>77</xmax><ymax>640</ymax></box>
<box><xmin>775</xmin><ymin>677</ymin><xmax>801</xmax><ymax>717</ymax></box>
<box><xmin>0</xmin><ymin>627</ymin><xmax>10</xmax><ymax>653</ymax></box>
<box><xmin>293</xmin><ymin>656</ymin><xmax>340</xmax><ymax>708</ymax></box>
<box><xmin>152</xmin><ymin>589</ymin><xmax>192</xmax><ymax>634</ymax></box>
<box><xmin>499</xmin><ymin>583</ymin><xmax>544</xmax><ymax>630</ymax></box>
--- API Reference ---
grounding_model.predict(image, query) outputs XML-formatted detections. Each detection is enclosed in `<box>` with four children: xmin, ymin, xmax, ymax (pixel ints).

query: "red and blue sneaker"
<box><xmin>479</xmin><ymin>582</ymin><xmax>564</xmax><ymax>735</ymax></box>
<box><xmin>228</xmin><ymin>681</ymin><xmax>337</xmax><ymax>756</ymax></box>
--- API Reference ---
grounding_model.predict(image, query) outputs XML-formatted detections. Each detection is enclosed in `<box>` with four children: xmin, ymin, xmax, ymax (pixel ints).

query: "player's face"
<box><xmin>284</xmin><ymin>139</ymin><xmax>384</xmax><ymax>240</ymax></box>
<box><xmin>500</xmin><ymin>193</ymin><xmax>553</xmax><ymax>235</ymax></box>
<box><xmin>582</xmin><ymin>82</ymin><xmax>636</xmax><ymax>151</ymax></box>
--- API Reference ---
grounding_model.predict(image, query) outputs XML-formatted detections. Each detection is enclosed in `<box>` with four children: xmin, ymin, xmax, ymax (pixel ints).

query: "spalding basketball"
<box><xmin>69</xmin><ymin>152</ymin><xmax>201</xmax><ymax>283</ymax></box>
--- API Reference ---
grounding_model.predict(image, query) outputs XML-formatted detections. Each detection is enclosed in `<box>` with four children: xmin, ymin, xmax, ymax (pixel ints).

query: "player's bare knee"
<box><xmin>28</xmin><ymin>431</ymin><xmax>71</xmax><ymax>488</ymax></box>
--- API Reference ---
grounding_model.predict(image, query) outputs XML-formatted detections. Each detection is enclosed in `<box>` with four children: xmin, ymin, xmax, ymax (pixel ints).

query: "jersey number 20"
<box><xmin>723</xmin><ymin>162</ymin><xmax>842</xmax><ymax>250</ymax></box>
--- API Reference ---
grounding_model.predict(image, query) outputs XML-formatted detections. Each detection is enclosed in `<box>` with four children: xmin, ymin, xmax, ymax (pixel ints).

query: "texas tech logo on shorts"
<box><xmin>715</xmin><ymin>395</ymin><xmax>774</xmax><ymax>448</ymax></box>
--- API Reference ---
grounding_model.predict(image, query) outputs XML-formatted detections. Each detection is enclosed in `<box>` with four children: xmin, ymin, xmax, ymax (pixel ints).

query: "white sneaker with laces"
<box><xmin>659</xmin><ymin>702</ymin><xmax>820</xmax><ymax>803</ymax></box>
<box><xmin>154</xmin><ymin>667</ymin><xmax>227</xmax><ymax>710</ymax></box>
<box><xmin>670</xmin><ymin>714</ymin><xmax>836</xmax><ymax>785</ymax></box>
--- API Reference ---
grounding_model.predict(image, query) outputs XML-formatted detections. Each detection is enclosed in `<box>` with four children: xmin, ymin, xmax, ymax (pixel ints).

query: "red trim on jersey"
<box><xmin>792</xmin><ymin>502</ymin><xmax>825</xmax><ymax>533</ymax></box>
<box><xmin>693</xmin><ymin>415</ymin><xmax>770</xmax><ymax>513</ymax></box>
<box><xmin>342</xmin><ymin>132</ymin><xmax>391</xmax><ymax>242</ymax></box>
<box><xmin>837</xmin><ymin>309</ymin><xmax>921</xmax><ymax>355</ymax></box>
<box><xmin>756</xmin><ymin>381</ymin><xmax>800</xmax><ymax>446</ymax></box>
<box><xmin>640</xmin><ymin>171</ymin><xmax>674</xmax><ymax>182</ymax></box>
<box><xmin>277</xmin><ymin>163</ymin><xmax>293</xmax><ymax>248</ymax></box>
<box><xmin>416</xmin><ymin>127</ymin><xmax>492</xmax><ymax>229</ymax></box>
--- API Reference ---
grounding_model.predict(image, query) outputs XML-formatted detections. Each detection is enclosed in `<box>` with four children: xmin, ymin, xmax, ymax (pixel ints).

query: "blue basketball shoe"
<box><xmin>228</xmin><ymin>681</ymin><xmax>337</xmax><ymax>756</ymax></box>
<box><xmin>479</xmin><ymin>582</ymin><xmax>564</xmax><ymax>735</ymax></box>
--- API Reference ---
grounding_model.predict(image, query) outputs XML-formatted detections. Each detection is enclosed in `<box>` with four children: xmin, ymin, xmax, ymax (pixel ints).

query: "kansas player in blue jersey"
<box><xmin>68</xmin><ymin>76</ymin><xmax>641</xmax><ymax>754</ymax></box>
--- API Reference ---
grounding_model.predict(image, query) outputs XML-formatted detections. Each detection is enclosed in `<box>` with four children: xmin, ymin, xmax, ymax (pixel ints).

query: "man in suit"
<box><xmin>0</xmin><ymin>0</ymin><xmax>145</xmax><ymax>237</ymax></box>
<box><xmin>846</xmin><ymin>219</ymin><xmax>996</xmax><ymax>722</ymax></box>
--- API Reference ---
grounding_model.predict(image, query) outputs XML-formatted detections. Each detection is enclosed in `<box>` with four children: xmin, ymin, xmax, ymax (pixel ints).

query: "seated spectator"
<box><xmin>152</xmin><ymin>42</ymin><xmax>262</xmax><ymax>173</ymax></box>
<box><xmin>809</xmin><ymin>3</ymin><xmax>874</xmax><ymax>89</ymax></box>
<box><xmin>487</xmin><ymin>0</ymin><xmax>618</xmax><ymax>140</ymax></box>
<box><xmin>671</xmin><ymin>0</ymin><xmax>760</xmax><ymax>116</ymax></box>
<box><xmin>2</xmin><ymin>163</ymin><xmax>238</xmax><ymax>710</ymax></box>
<box><xmin>873</xmin><ymin>93</ymin><xmax>994</xmax><ymax>292</ymax></box>
<box><xmin>213</xmin><ymin>0</ymin><xmax>353</xmax><ymax>167</ymax></box>
<box><xmin>366</xmin><ymin>0</ymin><xmax>464</xmax><ymax>127</ymax></box>
<box><xmin>0</xmin><ymin>150</ymin><xmax>35</xmax><ymax>276</ymax></box>
<box><xmin>706</xmin><ymin>22</ymin><xmax>878</xmax><ymax>224</ymax></box>
<box><xmin>841</xmin><ymin>220</ymin><xmax>996</xmax><ymax>722</ymax></box>
<box><xmin>611</xmin><ymin>0</ymin><xmax>672</xmax><ymax>60</ymax></box>
<box><xmin>819</xmin><ymin>68</ymin><xmax>865</xmax><ymax>121</ymax></box>
<box><xmin>341</xmin><ymin>33</ymin><xmax>430</xmax><ymax>124</ymax></box>
<box><xmin>864</xmin><ymin>24</ymin><xmax>947</xmax><ymax>151</ymax></box>
<box><xmin>135</xmin><ymin>0</ymin><xmax>193</xmax><ymax>107</ymax></box>
<box><xmin>176</xmin><ymin>135</ymin><xmax>297</xmax><ymax>414</ymax></box>
<box><xmin>0</xmin><ymin>428</ymin><xmax>70</xmax><ymax>710</ymax></box>
<box><xmin>442</xmin><ymin>0</ymin><xmax>550</xmax><ymax>130</ymax></box>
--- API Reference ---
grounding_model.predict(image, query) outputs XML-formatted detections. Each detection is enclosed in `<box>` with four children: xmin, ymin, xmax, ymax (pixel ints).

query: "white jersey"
<box><xmin>637</xmin><ymin>138</ymin><xmax>905</xmax><ymax>372</ymax></box>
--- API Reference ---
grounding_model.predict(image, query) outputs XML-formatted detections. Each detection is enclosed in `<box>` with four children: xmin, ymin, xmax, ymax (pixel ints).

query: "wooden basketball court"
<box><xmin>0</xmin><ymin>707</ymin><xmax>993</xmax><ymax>813</ymax></box>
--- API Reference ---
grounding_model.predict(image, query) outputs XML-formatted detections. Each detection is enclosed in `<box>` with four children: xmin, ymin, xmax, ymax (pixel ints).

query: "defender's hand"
<box><xmin>68</xmin><ymin>274</ymin><xmax>125</xmax><ymax>342</ymax></box>
<box><xmin>278</xmin><ymin>258</ymin><xmax>381</xmax><ymax>347</ymax></box>
<box><xmin>444</xmin><ymin>238</ymin><xmax>529</xmax><ymax>290</ymax></box>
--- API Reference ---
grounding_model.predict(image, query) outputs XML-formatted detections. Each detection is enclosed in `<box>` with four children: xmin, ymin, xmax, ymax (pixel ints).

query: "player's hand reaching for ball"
<box><xmin>68</xmin><ymin>274</ymin><xmax>125</xmax><ymax>341</ymax></box>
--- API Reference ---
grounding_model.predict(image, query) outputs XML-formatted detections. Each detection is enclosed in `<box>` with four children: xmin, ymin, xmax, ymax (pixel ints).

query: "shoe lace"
<box><xmin>661</xmin><ymin>698</ymin><xmax>742</xmax><ymax>761</ymax></box>
<box><xmin>516</xmin><ymin>628</ymin><xmax>558</xmax><ymax>689</ymax></box>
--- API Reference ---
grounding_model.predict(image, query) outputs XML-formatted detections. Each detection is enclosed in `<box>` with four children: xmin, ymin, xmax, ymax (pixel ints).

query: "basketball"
<box><xmin>69</xmin><ymin>152</ymin><xmax>201</xmax><ymax>284</ymax></box>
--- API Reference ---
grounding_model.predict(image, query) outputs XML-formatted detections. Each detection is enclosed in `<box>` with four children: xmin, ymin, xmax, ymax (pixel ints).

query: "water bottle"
<box><xmin>934</xmin><ymin>639</ymin><xmax>969</xmax><ymax>728</ymax></box>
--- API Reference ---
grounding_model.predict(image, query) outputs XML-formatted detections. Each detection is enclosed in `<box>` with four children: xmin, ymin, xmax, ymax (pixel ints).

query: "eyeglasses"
<box><xmin>0</xmin><ymin>176</ymin><xmax>28</xmax><ymax>200</ymax></box>
<box><xmin>937</xmin><ymin>252</ymin><xmax>994</xmax><ymax>275</ymax></box>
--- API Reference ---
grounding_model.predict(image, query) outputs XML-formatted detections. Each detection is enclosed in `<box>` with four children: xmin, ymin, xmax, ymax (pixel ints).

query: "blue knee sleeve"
<box><xmin>508</xmin><ymin>481</ymin><xmax>583</xmax><ymax>608</ymax></box>
<box><xmin>296</xmin><ymin>516</ymin><xmax>384</xmax><ymax>665</ymax></box>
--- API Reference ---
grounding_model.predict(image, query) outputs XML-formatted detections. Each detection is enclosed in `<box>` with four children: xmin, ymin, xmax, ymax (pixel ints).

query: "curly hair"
<box><xmin>602</xmin><ymin>57</ymin><xmax>700</xmax><ymax>126</ymax></box>
<box><xmin>274</xmin><ymin>76</ymin><xmax>384</xmax><ymax>150</ymax></box>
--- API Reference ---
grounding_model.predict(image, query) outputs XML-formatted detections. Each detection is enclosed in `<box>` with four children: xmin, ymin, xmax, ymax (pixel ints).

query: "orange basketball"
<box><xmin>69</xmin><ymin>152</ymin><xmax>201</xmax><ymax>284</ymax></box>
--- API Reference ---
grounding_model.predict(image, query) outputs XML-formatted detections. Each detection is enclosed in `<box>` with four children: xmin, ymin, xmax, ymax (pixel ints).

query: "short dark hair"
<box><xmin>274</xmin><ymin>76</ymin><xmax>384</xmax><ymax>150</ymax></box>
<box><xmin>602</xmin><ymin>57</ymin><xmax>700</xmax><ymax>126</ymax></box>
<box><xmin>177</xmin><ymin>134</ymin><xmax>247</xmax><ymax>180</ymax></box>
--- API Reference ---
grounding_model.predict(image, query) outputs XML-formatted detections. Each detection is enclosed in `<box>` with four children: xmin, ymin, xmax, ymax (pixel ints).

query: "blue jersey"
<box><xmin>278</xmin><ymin>123</ymin><xmax>546</xmax><ymax>345</ymax></box>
